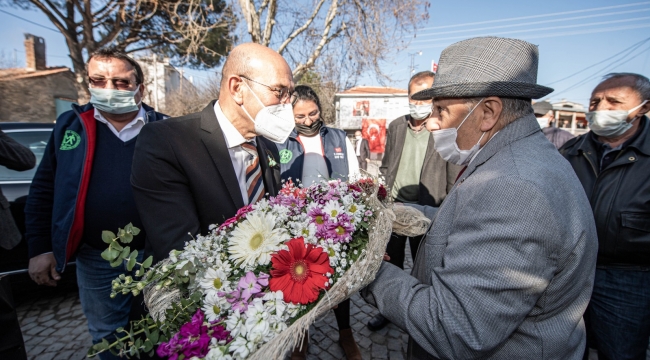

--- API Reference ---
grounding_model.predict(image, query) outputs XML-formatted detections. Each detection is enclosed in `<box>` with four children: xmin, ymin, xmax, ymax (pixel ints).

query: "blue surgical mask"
<box><xmin>409</xmin><ymin>103</ymin><xmax>432</xmax><ymax>120</ymax></box>
<box><xmin>89</xmin><ymin>87</ymin><xmax>141</xmax><ymax>114</ymax></box>
<box><xmin>586</xmin><ymin>100</ymin><xmax>648</xmax><ymax>137</ymax></box>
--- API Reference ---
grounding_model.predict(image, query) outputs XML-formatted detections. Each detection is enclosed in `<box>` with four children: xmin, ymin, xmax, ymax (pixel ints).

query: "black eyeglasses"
<box><xmin>88</xmin><ymin>77</ymin><xmax>136</xmax><ymax>90</ymax></box>
<box><xmin>239</xmin><ymin>75</ymin><xmax>293</xmax><ymax>102</ymax></box>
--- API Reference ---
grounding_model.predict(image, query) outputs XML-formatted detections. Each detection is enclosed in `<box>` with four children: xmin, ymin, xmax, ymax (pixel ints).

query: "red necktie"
<box><xmin>455</xmin><ymin>166</ymin><xmax>467</xmax><ymax>182</ymax></box>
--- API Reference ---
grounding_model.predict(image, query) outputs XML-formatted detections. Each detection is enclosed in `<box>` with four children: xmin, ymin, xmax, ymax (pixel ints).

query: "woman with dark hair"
<box><xmin>277</xmin><ymin>85</ymin><xmax>361</xmax><ymax>360</ymax></box>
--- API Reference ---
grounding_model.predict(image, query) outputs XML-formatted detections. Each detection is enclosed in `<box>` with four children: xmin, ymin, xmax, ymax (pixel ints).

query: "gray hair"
<box><xmin>464</xmin><ymin>97</ymin><xmax>533</xmax><ymax>126</ymax></box>
<box><xmin>602</xmin><ymin>73</ymin><xmax>650</xmax><ymax>100</ymax></box>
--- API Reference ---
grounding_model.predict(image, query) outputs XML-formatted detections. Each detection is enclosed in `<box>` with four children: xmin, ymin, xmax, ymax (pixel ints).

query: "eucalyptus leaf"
<box><xmin>142</xmin><ymin>256</ymin><xmax>153</xmax><ymax>269</ymax></box>
<box><xmin>127</xmin><ymin>250</ymin><xmax>137</xmax><ymax>271</ymax></box>
<box><xmin>122</xmin><ymin>233</ymin><xmax>133</xmax><ymax>243</ymax></box>
<box><xmin>102</xmin><ymin>231</ymin><xmax>116</xmax><ymax>244</ymax></box>
<box><xmin>100</xmin><ymin>248</ymin><xmax>113</xmax><ymax>261</ymax></box>
<box><xmin>111</xmin><ymin>242</ymin><xmax>123</xmax><ymax>252</ymax></box>
<box><xmin>120</xmin><ymin>246</ymin><xmax>130</xmax><ymax>260</ymax></box>
<box><xmin>132</xmin><ymin>226</ymin><xmax>141</xmax><ymax>236</ymax></box>
<box><xmin>110</xmin><ymin>258</ymin><xmax>123</xmax><ymax>268</ymax></box>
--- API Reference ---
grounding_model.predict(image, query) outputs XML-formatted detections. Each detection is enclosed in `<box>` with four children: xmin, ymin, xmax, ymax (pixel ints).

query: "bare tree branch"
<box><xmin>276</xmin><ymin>0</ymin><xmax>326</xmax><ymax>55</ymax></box>
<box><xmin>261</xmin><ymin>0</ymin><xmax>276</xmax><ymax>46</ymax></box>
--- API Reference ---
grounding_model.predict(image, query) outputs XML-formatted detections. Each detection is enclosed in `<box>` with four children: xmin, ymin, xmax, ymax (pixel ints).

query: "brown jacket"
<box><xmin>380</xmin><ymin>115</ymin><xmax>462</xmax><ymax>206</ymax></box>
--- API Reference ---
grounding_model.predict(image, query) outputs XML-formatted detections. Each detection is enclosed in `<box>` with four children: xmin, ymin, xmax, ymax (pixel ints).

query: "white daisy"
<box><xmin>227</xmin><ymin>212</ymin><xmax>288</xmax><ymax>268</ymax></box>
<box><xmin>202</xmin><ymin>291</ymin><xmax>231</xmax><ymax>321</ymax></box>
<box><xmin>323</xmin><ymin>200</ymin><xmax>345</xmax><ymax>218</ymax></box>
<box><xmin>199</xmin><ymin>267</ymin><xmax>232</xmax><ymax>293</ymax></box>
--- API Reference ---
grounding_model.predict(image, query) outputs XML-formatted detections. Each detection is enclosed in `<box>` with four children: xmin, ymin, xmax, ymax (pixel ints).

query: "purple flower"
<box><xmin>156</xmin><ymin>309</ymin><xmax>212</xmax><ymax>359</ymax></box>
<box><xmin>209</xmin><ymin>322</ymin><xmax>231</xmax><ymax>343</ymax></box>
<box><xmin>325</xmin><ymin>214</ymin><xmax>355</xmax><ymax>243</ymax></box>
<box><xmin>308</xmin><ymin>207</ymin><xmax>329</xmax><ymax>228</ymax></box>
<box><xmin>257</xmin><ymin>272</ymin><xmax>269</xmax><ymax>287</ymax></box>
<box><xmin>238</xmin><ymin>271</ymin><xmax>263</xmax><ymax>299</ymax></box>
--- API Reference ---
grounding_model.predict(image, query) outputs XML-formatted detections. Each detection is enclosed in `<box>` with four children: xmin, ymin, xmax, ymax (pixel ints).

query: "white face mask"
<box><xmin>409</xmin><ymin>103</ymin><xmax>432</xmax><ymax>120</ymax></box>
<box><xmin>586</xmin><ymin>100</ymin><xmax>647</xmax><ymax>137</ymax></box>
<box><xmin>536</xmin><ymin>117</ymin><xmax>548</xmax><ymax>129</ymax></box>
<box><xmin>240</xmin><ymin>82</ymin><xmax>295</xmax><ymax>144</ymax></box>
<box><xmin>431</xmin><ymin>98</ymin><xmax>486</xmax><ymax>166</ymax></box>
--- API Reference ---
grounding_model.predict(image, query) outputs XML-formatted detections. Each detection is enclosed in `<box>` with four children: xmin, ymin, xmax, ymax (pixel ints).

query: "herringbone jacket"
<box><xmin>363</xmin><ymin>114</ymin><xmax>598</xmax><ymax>359</ymax></box>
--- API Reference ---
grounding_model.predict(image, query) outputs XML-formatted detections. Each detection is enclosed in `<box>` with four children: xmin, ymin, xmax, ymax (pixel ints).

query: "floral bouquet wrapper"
<box><xmin>91</xmin><ymin>178</ymin><xmax>400</xmax><ymax>359</ymax></box>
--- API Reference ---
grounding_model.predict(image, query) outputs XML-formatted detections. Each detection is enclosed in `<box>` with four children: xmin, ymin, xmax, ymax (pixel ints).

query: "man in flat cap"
<box><xmin>363</xmin><ymin>37</ymin><xmax>598</xmax><ymax>359</ymax></box>
<box><xmin>533</xmin><ymin>100</ymin><xmax>574</xmax><ymax>149</ymax></box>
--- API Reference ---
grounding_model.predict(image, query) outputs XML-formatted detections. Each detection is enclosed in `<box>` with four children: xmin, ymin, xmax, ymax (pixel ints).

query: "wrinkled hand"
<box><xmin>28</xmin><ymin>253</ymin><xmax>60</xmax><ymax>286</ymax></box>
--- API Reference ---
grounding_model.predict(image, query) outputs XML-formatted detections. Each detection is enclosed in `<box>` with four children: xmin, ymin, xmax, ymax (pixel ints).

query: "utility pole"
<box><xmin>408</xmin><ymin>51</ymin><xmax>422</xmax><ymax>75</ymax></box>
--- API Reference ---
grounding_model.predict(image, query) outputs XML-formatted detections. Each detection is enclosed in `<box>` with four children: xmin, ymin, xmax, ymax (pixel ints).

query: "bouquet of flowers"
<box><xmin>88</xmin><ymin>178</ymin><xmax>395</xmax><ymax>360</ymax></box>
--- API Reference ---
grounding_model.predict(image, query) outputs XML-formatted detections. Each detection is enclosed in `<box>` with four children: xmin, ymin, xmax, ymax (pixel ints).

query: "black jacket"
<box><xmin>25</xmin><ymin>103</ymin><xmax>165</xmax><ymax>272</ymax></box>
<box><xmin>358</xmin><ymin>138</ymin><xmax>370</xmax><ymax>171</ymax></box>
<box><xmin>560</xmin><ymin>117</ymin><xmax>650</xmax><ymax>267</ymax></box>
<box><xmin>131</xmin><ymin>101</ymin><xmax>281</xmax><ymax>263</ymax></box>
<box><xmin>380</xmin><ymin>115</ymin><xmax>462</xmax><ymax>207</ymax></box>
<box><xmin>0</xmin><ymin>130</ymin><xmax>35</xmax><ymax>250</ymax></box>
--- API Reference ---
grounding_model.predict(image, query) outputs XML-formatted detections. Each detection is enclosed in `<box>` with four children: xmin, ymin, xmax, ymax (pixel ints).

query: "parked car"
<box><xmin>0</xmin><ymin>122</ymin><xmax>77</xmax><ymax>301</ymax></box>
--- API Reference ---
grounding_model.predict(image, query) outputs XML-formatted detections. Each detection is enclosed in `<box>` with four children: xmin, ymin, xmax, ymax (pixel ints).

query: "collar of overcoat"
<box><xmin>457</xmin><ymin>113</ymin><xmax>542</xmax><ymax>183</ymax></box>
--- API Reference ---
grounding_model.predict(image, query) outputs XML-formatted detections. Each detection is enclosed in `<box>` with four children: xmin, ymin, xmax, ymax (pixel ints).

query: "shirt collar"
<box><xmin>94</xmin><ymin>106</ymin><xmax>147</xmax><ymax>131</ymax></box>
<box><xmin>214</xmin><ymin>101</ymin><xmax>252</xmax><ymax>149</ymax></box>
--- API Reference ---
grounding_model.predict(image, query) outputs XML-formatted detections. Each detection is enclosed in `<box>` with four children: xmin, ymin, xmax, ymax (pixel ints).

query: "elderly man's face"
<box><xmin>426</xmin><ymin>98</ymin><xmax>484</xmax><ymax>150</ymax></box>
<box><xmin>590</xmin><ymin>76</ymin><xmax>645</xmax><ymax>114</ymax></box>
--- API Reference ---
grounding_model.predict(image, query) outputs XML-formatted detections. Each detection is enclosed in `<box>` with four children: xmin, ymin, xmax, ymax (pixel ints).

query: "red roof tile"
<box><xmin>339</xmin><ymin>86</ymin><xmax>407</xmax><ymax>95</ymax></box>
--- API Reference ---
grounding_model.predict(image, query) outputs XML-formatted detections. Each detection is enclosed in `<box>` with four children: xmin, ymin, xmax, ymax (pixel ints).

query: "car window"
<box><xmin>0</xmin><ymin>130</ymin><xmax>51</xmax><ymax>182</ymax></box>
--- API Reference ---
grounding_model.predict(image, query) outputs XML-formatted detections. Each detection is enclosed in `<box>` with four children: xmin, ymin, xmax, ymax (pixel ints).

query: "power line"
<box><xmin>413</xmin><ymin>7</ymin><xmax>650</xmax><ymax>39</ymax></box>
<box><xmin>545</xmin><ymin>37</ymin><xmax>650</xmax><ymax>85</ymax></box>
<box><xmin>417</xmin><ymin>1</ymin><xmax>650</xmax><ymax>31</ymax></box>
<box><xmin>545</xmin><ymin>43</ymin><xmax>650</xmax><ymax>99</ymax></box>
<box><xmin>0</xmin><ymin>9</ymin><xmax>59</xmax><ymax>32</ymax></box>
<box><xmin>411</xmin><ymin>16</ymin><xmax>650</xmax><ymax>44</ymax></box>
<box><xmin>415</xmin><ymin>23</ymin><xmax>650</xmax><ymax>50</ymax></box>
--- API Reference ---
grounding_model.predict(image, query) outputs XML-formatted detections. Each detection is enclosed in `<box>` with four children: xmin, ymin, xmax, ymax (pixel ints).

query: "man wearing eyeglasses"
<box><xmin>25</xmin><ymin>48</ymin><xmax>166</xmax><ymax>359</ymax></box>
<box><xmin>130</xmin><ymin>43</ymin><xmax>291</xmax><ymax>266</ymax></box>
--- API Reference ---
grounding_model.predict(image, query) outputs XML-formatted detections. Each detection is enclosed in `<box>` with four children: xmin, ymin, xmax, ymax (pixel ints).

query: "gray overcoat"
<box><xmin>363</xmin><ymin>114</ymin><xmax>598</xmax><ymax>359</ymax></box>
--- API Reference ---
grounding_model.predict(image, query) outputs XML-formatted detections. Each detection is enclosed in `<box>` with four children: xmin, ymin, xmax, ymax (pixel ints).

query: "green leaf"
<box><xmin>131</xmin><ymin>226</ymin><xmax>141</xmax><ymax>236</ymax></box>
<box><xmin>102</xmin><ymin>231</ymin><xmax>116</xmax><ymax>244</ymax></box>
<box><xmin>144</xmin><ymin>339</ymin><xmax>153</xmax><ymax>352</ymax></box>
<box><xmin>110</xmin><ymin>258</ymin><xmax>123</xmax><ymax>268</ymax></box>
<box><xmin>121</xmin><ymin>233</ymin><xmax>133</xmax><ymax>243</ymax></box>
<box><xmin>127</xmin><ymin>250</ymin><xmax>137</xmax><ymax>271</ymax></box>
<box><xmin>149</xmin><ymin>330</ymin><xmax>159</xmax><ymax>344</ymax></box>
<box><xmin>142</xmin><ymin>256</ymin><xmax>153</xmax><ymax>269</ymax></box>
<box><xmin>100</xmin><ymin>248</ymin><xmax>113</xmax><ymax>261</ymax></box>
<box><xmin>120</xmin><ymin>246</ymin><xmax>130</xmax><ymax>260</ymax></box>
<box><xmin>111</xmin><ymin>242</ymin><xmax>123</xmax><ymax>252</ymax></box>
<box><xmin>118</xmin><ymin>228</ymin><xmax>126</xmax><ymax>238</ymax></box>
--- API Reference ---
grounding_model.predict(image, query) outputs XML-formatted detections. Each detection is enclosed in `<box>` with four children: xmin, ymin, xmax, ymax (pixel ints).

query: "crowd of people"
<box><xmin>0</xmin><ymin>35</ymin><xmax>649</xmax><ymax>360</ymax></box>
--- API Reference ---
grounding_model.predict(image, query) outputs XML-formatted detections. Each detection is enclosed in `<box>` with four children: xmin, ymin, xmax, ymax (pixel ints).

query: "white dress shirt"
<box><xmin>214</xmin><ymin>101</ymin><xmax>257</xmax><ymax>205</ymax></box>
<box><xmin>298</xmin><ymin>133</ymin><xmax>360</xmax><ymax>186</ymax></box>
<box><xmin>94</xmin><ymin>106</ymin><xmax>147</xmax><ymax>142</ymax></box>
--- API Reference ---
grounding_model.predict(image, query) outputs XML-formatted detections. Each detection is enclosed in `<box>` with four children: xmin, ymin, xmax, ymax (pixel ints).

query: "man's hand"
<box><xmin>28</xmin><ymin>253</ymin><xmax>60</xmax><ymax>286</ymax></box>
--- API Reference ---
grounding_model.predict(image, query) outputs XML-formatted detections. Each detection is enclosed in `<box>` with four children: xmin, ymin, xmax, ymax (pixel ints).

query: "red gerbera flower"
<box><xmin>269</xmin><ymin>237</ymin><xmax>334</xmax><ymax>305</ymax></box>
